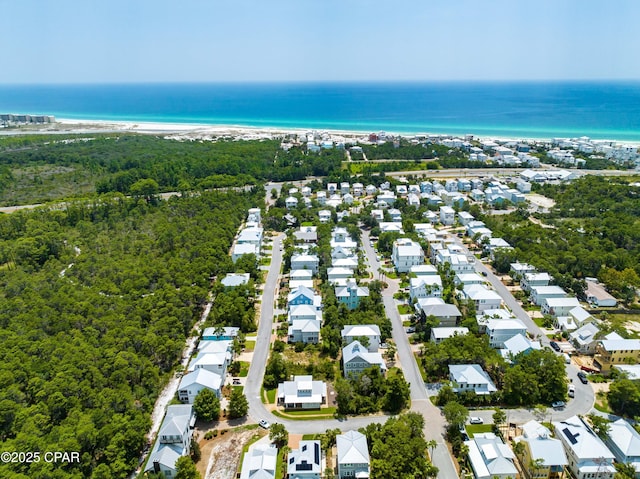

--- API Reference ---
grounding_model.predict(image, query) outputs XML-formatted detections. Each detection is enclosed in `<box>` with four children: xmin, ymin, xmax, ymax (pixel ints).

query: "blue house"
<box><xmin>201</xmin><ymin>326</ymin><xmax>240</xmax><ymax>341</ymax></box>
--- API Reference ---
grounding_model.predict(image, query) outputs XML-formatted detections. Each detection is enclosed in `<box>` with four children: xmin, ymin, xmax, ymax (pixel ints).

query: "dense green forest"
<box><xmin>0</xmin><ymin>188</ymin><xmax>261</xmax><ymax>478</ymax></box>
<box><xmin>484</xmin><ymin>176</ymin><xmax>640</xmax><ymax>301</ymax></box>
<box><xmin>0</xmin><ymin>135</ymin><xmax>343</xmax><ymax>205</ymax></box>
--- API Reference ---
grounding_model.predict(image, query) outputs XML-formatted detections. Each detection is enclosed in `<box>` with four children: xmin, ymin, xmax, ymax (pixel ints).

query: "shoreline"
<box><xmin>1</xmin><ymin>117</ymin><xmax>639</xmax><ymax>147</ymax></box>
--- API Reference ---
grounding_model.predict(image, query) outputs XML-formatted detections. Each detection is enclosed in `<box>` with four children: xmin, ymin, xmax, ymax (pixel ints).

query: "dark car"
<box><xmin>549</xmin><ymin>341</ymin><xmax>561</xmax><ymax>352</ymax></box>
<box><xmin>577</xmin><ymin>372</ymin><xmax>589</xmax><ymax>384</ymax></box>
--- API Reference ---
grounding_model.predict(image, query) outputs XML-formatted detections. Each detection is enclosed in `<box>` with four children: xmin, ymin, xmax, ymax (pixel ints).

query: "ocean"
<box><xmin>1</xmin><ymin>81</ymin><xmax>640</xmax><ymax>141</ymax></box>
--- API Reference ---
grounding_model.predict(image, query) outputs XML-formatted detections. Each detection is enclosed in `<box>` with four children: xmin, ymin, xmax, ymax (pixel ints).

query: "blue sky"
<box><xmin>2</xmin><ymin>0</ymin><xmax>640</xmax><ymax>84</ymax></box>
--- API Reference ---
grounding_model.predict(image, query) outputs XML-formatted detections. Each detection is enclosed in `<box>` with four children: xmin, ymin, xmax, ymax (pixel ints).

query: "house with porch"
<box><xmin>605</xmin><ymin>418</ymin><xmax>640</xmax><ymax>478</ymax></box>
<box><xmin>288</xmin><ymin>440</ymin><xmax>322</xmax><ymax>479</ymax></box>
<box><xmin>514</xmin><ymin>420</ymin><xmax>567</xmax><ymax>479</ymax></box>
<box><xmin>336</xmin><ymin>431</ymin><xmax>370</xmax><ymax>479</ymax></box>
<box><xmin>335</xmin><ymin>280</ymin><xmax>370</xmax><ymax>310</ymax></box>
<box><xmin>465</xmin><ymin>432</ymin><xmax>518</xmax><ymax>479</ymax></box>
<box><xmin>240</xmin><ymin>444</ymin><xmax>277</xmax><ymax>479</ymax></box>
<box><xmin>144</xmin><ymin>404</ymin><xmax>195</xmax><ymax>478</ymax></box>
<box><xmin>277</xmin><ymin>375</ymin><xmax>327</xmax><ymax>410</ymax></box>
<box><xmin>288</xmin><ymin>319</ymin><xmax>321</xmax><ymax>344</ymax></box>
<box><xmin>449</xmin><ymin>364</ymin><xmax>497</xmax><ymax>395</ymax></box>
<box><xmin>342</xmin><ymin>341</ymin><xmax>387</xmax><ymax>377</ymax></box>
<box><xmin>177</xmin><ymin>369</ymin><xmax>223</xmax><ymax>404</ymax></box>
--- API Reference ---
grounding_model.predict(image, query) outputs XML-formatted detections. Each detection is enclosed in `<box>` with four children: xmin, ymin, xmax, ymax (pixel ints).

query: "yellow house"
<box><xmin>515</xmin><ymin>421</ymin><xmax>567</xmax><ymax>479</ymax></box>
<box><xmin>594</xmin><ymin>336</ymin><xmax>640</xmax><ymax>373</ymax></box>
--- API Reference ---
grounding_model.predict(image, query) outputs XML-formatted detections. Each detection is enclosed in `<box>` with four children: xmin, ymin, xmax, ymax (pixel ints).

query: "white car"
<box><xmin>259</xmin><ymin>419</ymin><xmax>271</xmax><ymax>429</ymax></box>
<box><xmin>469</xmin><ymin>417</ymin><xmax>483</xmax><ymax>424</ymax></box>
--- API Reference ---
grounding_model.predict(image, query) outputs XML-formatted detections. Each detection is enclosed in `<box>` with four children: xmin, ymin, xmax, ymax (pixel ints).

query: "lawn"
<box><xmin>414</xmin><ymin>353</ymin><xmax>427</xmax><ymax>381</ymax></box>
<box><xmin>302</xmin><ymin>434</ymin><xmax>322</xmax><ymax>440</ymax></box>
<box><xmin>466</xmin><ymin>424</ymin><xmax>493</xmax><ymax>436</ymax></box>
<box><xmin>272</xmin><ymin>407</ymin><xmax>337</xmax><ymax>420</ymax></box>
<box><xmin>243</xmin><ymin>340</ymin><xmax>256</xmax><ymax>352</ymax></box>
<box><xmin>239</xmin><ymin>361</ymin><xmax>250</xmax><ymax>377</ymax></box>
<box><xmin>397</xmin><ymin>304</ymin><xmax>412</xmax><ymax>315</ymax></box>
<box><xmin>264</xmin><ymin>388</ymin><xmax>276</xmax><ymax>404</ymax></box>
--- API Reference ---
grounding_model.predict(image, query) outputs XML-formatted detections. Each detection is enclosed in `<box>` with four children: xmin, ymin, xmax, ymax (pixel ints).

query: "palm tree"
<box><xmin>426</xmin><ymin>439</ymin><xmax>437</xmax><ymax>460</ymax></box>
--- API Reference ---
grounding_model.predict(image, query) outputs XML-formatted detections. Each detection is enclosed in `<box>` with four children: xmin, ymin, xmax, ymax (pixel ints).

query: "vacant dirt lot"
<box><xmin>198</xmin><ymin>427</ymin><xmax>267</xmax><ymax>479</ymax></box>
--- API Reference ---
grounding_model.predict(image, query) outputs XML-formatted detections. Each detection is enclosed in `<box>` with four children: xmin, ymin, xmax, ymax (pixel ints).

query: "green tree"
<box><xmin>383</xmin><ymin>372</ymin><xmax>411</xmax><ymax>413</ymax></box>
<box><xmin>492</xmin><ymin>408</ymin><xmax>507</xmax><ymax>433</ymax></box>
<box><xmin>175</xmin><ymin>455</ymin><xmax>201</xmax><ymax>479</ymax></box>
<box><xmin>269</xmin><ymin>423</ymin><xmax>288</xmax><ymax>447</ymax></box>
<box><xmin>193</xmin><ymin>389</ymin><xmax>220</xmax><ymax>422</ymax></box>
<box><xmin>228</xmin><ymin>388</ymin><xmax>249</xmax><ymax>419</ymax></box>
<box><xmin>442</xmin><ymin>401</ymin><xmax>469</xmax><ymax>429</ymax></box>
<box><xmin>129</xmin><ymin>178</ymin><xmax>160</xmax><ymax>202</ymax></box>
<box><xmin>608</xmin><ymin>379</ymin><xmax>640</xmax><ymax>417</ymax></box>
<box><xmin>587</xmin><ymin>414</ymin><xmax>611</xmax><ymax>439</ymax></box>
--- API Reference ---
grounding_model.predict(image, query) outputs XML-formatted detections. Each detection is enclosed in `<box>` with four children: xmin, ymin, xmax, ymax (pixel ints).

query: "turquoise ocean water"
<box><xmin>1</xmin><ymin>82</ymin><xmax>640</xmax><ymax>141</ymax></box>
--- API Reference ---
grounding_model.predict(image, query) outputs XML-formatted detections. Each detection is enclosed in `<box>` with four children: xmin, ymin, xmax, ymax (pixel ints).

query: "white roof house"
<box><xmin>542</xmin><ymin>297</ymin><xmax>581</xmax><ymax>317</ymax></box>
<box><xmin>410</xmin><ymin>264</ymin><xmax>438</xmax><ymax>276</ymax></box>
<box><xmin>392</xmin><ymin>238</ymin><xmax>424</xmax><ymax>273</ymax></box>
<box><xmin>515</xmin><ymin>421</ymin><xmax>567</xmax><ymax>477</ymax></box>
<box><xmin>288</xmin><ymin>319</ymin><xmax>321</xmax><ymax>344</ymax></box>
<box><xmin>570</xmin><ymin>322</ymin><xmax>601</xmax><ymax>354</ymax></box>
<box><xmin>318</xmin><ymin>209</ymin><xmax>332</xmax><ymax>223</ymax></box>
<box><xmin>327</xmin><ymin>267</ymin><xmax>354</xmax><ymax>284</ymax></box>
<box><xmin>465</xmin><ymin>433</ymin><xmax>517</xmax><ymax>479</ymax></box>
<box><xmin>613</xmin><ymin>364</ymin><xmax>640</xmax><ymax>380</ymax></box>
<box><xmin>510</xmin><ymin>262</ymin><xmax>536</xmax><ymax>279</ymax></box>
<box><xmin>605</xmin><ymin>418</ymin><xmax>640</xmax><ymax>476</ymax></box>
<box><xmin>288</xmin><ymin>440</ymin><xmax>322</xmax><ymax>479</ymax></box>
<box><xmin>178</xmin><ymin>369</ymin><xmax>223</xmax><ymax>403</ymax></box>
<box><xmin>285</xmin><ymin>196</ymin><xmax>299</xmax><ymax>209</ymax></box>
<box><xmin>521</xmin><ymin>272</ymin><xmax>552</xmax><ymax>292</ymax></box>
<box><xmin>553</xmin><ymin>416</ymin><xmax>616</xmax><ymax>479</ymax></box>
<box><xmin>202</xmin><ymin>326</ymin><xmax>240</xmax><ymax>341</ymax></box>
<box><xmin>335</xmin><ymin>281</ymin><xmax>370</xmax><ymax>310</ymax></box>
<box><xmin>291</xmin><ymin>253</ymin><xmax>319</xmax><ymax>274</ymax></box>
<box><xmin>449</xmin><ymin>364</ymin><xmax>497</xmax><ymax>395</ymax></box>
<box><xmin>500</xmin><ymin>334</ymin><xmax>542</xmax><ymax>361</ymax></box>
<box><xmin>189</xmin><ymin>351</ymin><xmax>230</xmax><ymax>376</ymax></box>
<box><xmin>485</xmin><ymin>318</ymin><xmax>528</xmax><ymax>348</ymax></box>
<box><xmin>288</xmin><ymin>304</ymin><xmax>322</xmax><ymax>324</ymax></box>
<box><xmin>430</xmin><ymin>327</ymin><xmax>469</xmax><ymax>344</ymax></box>
<box><xmin>277</xmin><ymin>375</ymin><xmax>327</xmax><ymax>409</ymax></box>
<box><xmin>530</xmin><ymin>285</ymin><xmax>567</xmax><ymax>306</ymax></box>
<box><xmin>221</xmin><ymin>273</ymin><xmax>251</xmax><ymax>288</ymax></box>
<box><xmin>416</xmin><ymin>298</ymin><xmax>462</xmax><ymax>328</ymax></box>
<box><xmin>336</xmin><ymin>430</ymin><xmax>370</xmax><ymax>479</ymax></box>
<box><xmin>341</xmin><ymin>325</ymin><xmax>381</xmax><ymax>352</ymax></box>
<box><xmin>240</xmin><ymin>444</ymin><xmax>277</xmax><ymax>479</ymax></box>
<box><xmin>343</xmin><ymin>340</ymin><xmax>387</xmax><ymax>378</ymax></box>
<box><xmin>462</xmin><ymin>284</ymin><xmax>502</xmax><ymax>312</ymax></box>
<box><xmin>454</xmin><ymin>272</ymin><xmax>485</xmax><ymax>287</ymax></box>
<box><xmin>332</xmin><ymin>257</ymin><xmax>358</xmax><ymax>270</ymax></box>
<box><xmin>409</xmin><ymin>275</ymin><xmax>443</xmax><ymax>301</ymax></box>
<box><xmin>586</xmin><ymin>280</ymin><xmax>617</xmax><ymax>307</ymax></box>
<box><xmin>144</xmin><ymin>404</ymin><xmax>195</xmax><ymax>477</ymax></box>
<box><xmin>232</xmin><ymin>243</ymin><xmax>259</xmax><ymax>263</ymax></box>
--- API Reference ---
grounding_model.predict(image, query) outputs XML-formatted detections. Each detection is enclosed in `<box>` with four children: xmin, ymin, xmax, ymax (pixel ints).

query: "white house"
<box><xmin>553</xmin><ymin>416</ymin><xmax>616</xmax><ymax>479</ymax></box>
<box><xmin>500</xmin><ymin>333</ymin><xmax>542</xmax><ymax>361</ymax></box>
<box><xmin>454</xmin><ymin>272</ymin><xmax>485</xmax><ymax>287</ymax></box>
<box><xmin>510</xmin><ymin>262</ymin><xmax>536</xmax><ymax>279</ymax></box>
<box><xmin>189</xmin><ymin>351</ymin><xmax>230</xmax><ymax>377</ymax></box>
<box><xmin>586</xmin><ymin>280</ymin><xmax>617</xmax><ymax>307</ymax></box>
<box><xmin>430</xmin><ymin>327</ymin><xmax>469</xmax><ymax>344</ymax></box>
<box><xmin>277</xmin><ymin>375</ymin><xmax>327</xmax><ymax>409</ymax></box>
<box><xmin>294</xmin><ymin>226</ymin><xmax>318</xmax><ymax>244</ymax></box>
<box><xmin>341</xmin><ymin>325</ymin><xmax>381</xmax><ymax>352</ymax></box>
<box><xmin>221</xmin><ymin>273</ymin><xmax>251</xmax><ymax>288</ymax></box>
<box><xmin>342</xmin><ymin>340</ymin><xmax>387</xmax><ymax>377</ymax></box>
<box><xmin>409</xmin><ymin>275</ymin><xmax>443</xmax><ymax>301</ymax></box>
<box><xmin>288</xmin><ymin>319</ymin><xmax>321</xmax><ymax>344</ymax></box>
<box><xmin>377</xmin><ymin>192</ymin><xmax>397</xmax><ymax>206</ymax></box>
<box><xmin>392</xmin><ymin>238</ymin><xmax>424</xmax><ymax>273</ymax></box>
<box><xmin>530</xmin><ymin>285</ymin><xmax>567</xmax><ymax>306</ymax></box>
<box><xmin>449</xmin><ymin>364</ymin><xmax>497</xmax><ymax>395</ymax></box>
<box><xmin>286</xmin><ymin>196</ymin><xmax>299</xmax><ymax>209</ymax></box>
<box><xmin>521</xmin><ymin>272</ymin><xmax>552</xmax><ymax>292</ymax></box>
<box><xmin>465</xmin><ymin>433</ymin><xmax>518</xmax><ymax>479</ymax></box>
<box><xmin>202</xmin><ymin>326</ymin><xmax>240</xmax><ymax>341</ymax></box>
<box><xmin>332</xmin><ymin>257</ymin><xmax>358</xmax><ymax>270</ymax></box>
<box><xmin>288</xmin><ymin>304</ymin><xmax>322</xmax><ymax>324</ymax></box>
<box><xmin>290</xmin><ymin>269</ymin><xmax>314</xmax><ymax>289</ymax></box>
<box><xmin>605</xmin><ymin>418</ymin><xmax>640</xmax><ymax>478</ymax></box>
<box><xmin>291</xmin><ymin>253</ymin><xmax>319</xmax><ymax>274</ymax></box>
<box><xmin>570</xmin><ymin>322</ymin><xmax>601</xmax><ymax>354</ymax></box>
<box><xmin>327</xmin><ymin>267</ymin><xmax>354</xmax><ymax>285</ymax></box>
<box><xmin>144</xmin><ymin>405</ymin><xmax>195</xmax><ymax>478</ymax></box>
<box><xmin>542</xmin><ymin>297</ymin><xmax>581</xmax><ymax>317</ymax></box>
<box><xmin>318</xmin><ymin>209</ymin><xmax>332</xmax><ymax>223</ymax></box>
<box><xmin>485</xmin><ymin>318</ymin><xmax>528</xmax><ymax>348</ymax></box>
<box><xmin>462</xmin><ymin>284</ymin><xmax>502</xmax><ymax>312</ymax></box>
<box><xmin>336</xmin><ymin>430</ymin><xmax>370</xmax><ymax>479</ymax></box>
<box><xmin>439</xmin><ymin>205</ymin><xmax>456</xmax><ymax>225</ymax></box>
<box><xmin>288</xmin><ymin>440</ymin><xmax>322</xmax><ymax>479</ymax></box>
<box><xmin>240</xmin><ymin>445</ymin><xmax>277</xmax><ymax>479</ymax></box>
<box><xmin>232</xmin><ymin>243</ymin><xmax>258</xmax><ymax>263</ymax></box>
<box><xmin>177</xmin><ymin>369</ymin><xmax>223</xmax><ymax>404</ymax></box>
<box><xmin>458</xmin><ymin>211</ymin><xmax>474</xmax><ymax>226</ymax></box>
<box><xmin>410</xmin><ymin>264</ymin><xmax>439</xmax><ymax>277</ymax></box>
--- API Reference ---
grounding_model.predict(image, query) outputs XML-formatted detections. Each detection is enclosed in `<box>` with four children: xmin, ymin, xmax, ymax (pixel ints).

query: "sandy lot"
<box><xmin>198</xmin><ymin>428</ymin><xmax>267</xmax><ymax>479</ymax></box>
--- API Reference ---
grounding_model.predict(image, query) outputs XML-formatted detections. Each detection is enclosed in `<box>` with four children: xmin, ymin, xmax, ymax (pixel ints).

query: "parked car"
<box><xmin>549</xmin><ymin>341</ymin><xmax>561</xmax><ymax>352</ymax></box>
<box><xmin>469</xmin><ymin>417</ymin><xmax>484</xmax><ymax>424</ymax></box>
<box><xmin>481</xmin><ymin>271</ymin><xmax>488</xmax><ymax>277</ymax></box>
<box><xmin>551</xmin><ymin>401</ymin><xmax>566</xmax><ymax>409</ymax></box>
<box><xmin>259</xmin><ymin>419</ymin><xmax>271</xmax><ymax>429</ymax></box>
<box><xmin>568</xmin><ymin>385</ymin><xmax>575</xmax><ymax>398</ymax></box>
<box><xmin>577</xmin><ymin>371</ymin><xmax>589</xmax><ymax>384</ymax></box>
<box><xmin>406</xmin><ymin>327</ymin><xmax>415</xmax><ymax>333</ymax></box>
